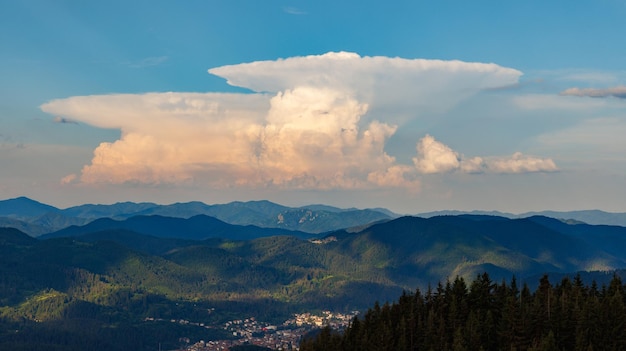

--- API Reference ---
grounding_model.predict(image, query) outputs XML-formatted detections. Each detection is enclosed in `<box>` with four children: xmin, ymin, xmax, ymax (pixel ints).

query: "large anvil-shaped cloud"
<box><xmin>210</xmin><ymin>52</ymin><xmax>522</xmax><ymax>122</ymax></box>
<box><xmin>41</xmin><ymin>52</ymin><xmax>555</xmax><ymax>189</ymax></box>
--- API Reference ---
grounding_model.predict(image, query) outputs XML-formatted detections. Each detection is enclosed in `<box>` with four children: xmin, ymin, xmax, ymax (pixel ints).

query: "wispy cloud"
<box><xmin>552</xmin><ymin>69</ymin><xmax>621</xmax><ymax>85</ymax></box>
<box><xmin>60</xmin><ymin>174</ymin><xmax>78</xmax><ymax>185</ymax></box>
<box><xmin>537</xmin><ymin>117</ymin><xmax>626</xmax><ymax>157</ymax></box>
<box><xmin>513</xmin><ymin>94</ymin><xmax>607</xmax><ymax>110</ymax></box>
<box><xmin>123</xmin><ymin>56</ymin><xmax>169</xmax><ymax>68</ymax></box>
<box><xmin>485</xmin><ymin>152</ymin><xmax>558</xmax><ymax>174</ymax></box>
<box><xmin>560</xmin><ymin>86</ymin><xmax>626</xmax><ymax>99</ymax></box>
<box><xmin>484</xmin><ymin>78</ymin><xmax>544</xmax><ymax>92</ymax></box>
<box><xmin>533</xmin><ymin>69</ymin><xmax>621</xmax><ymax>85</ymax></box>
<box><xmin>283</xmin><ymin>6</ymin><xmax>307</xmax><ymax>15</ymax></box>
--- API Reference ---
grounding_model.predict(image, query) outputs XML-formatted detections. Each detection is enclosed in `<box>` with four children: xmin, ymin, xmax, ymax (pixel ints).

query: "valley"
<box><xmin>2</xmin><ymin>197</ymin><xmax>626</xmax><ymax>350</ymax></box>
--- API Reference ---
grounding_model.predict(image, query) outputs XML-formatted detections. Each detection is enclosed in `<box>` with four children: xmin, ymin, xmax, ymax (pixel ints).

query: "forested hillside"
<box><xmin>3</xmin><ymin>209</ymin><xmax>626</xmax><ymax>350</ymax></box>
<box><xmin>301</xmin><ymin>273</ymin><xmax>626</xmax><ymax>351</ymax></box>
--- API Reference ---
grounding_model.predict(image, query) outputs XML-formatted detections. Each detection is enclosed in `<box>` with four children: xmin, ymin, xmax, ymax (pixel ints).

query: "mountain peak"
<box><xmin>0</xmin><ymin>197</ymin><xmax>59</xmax><ymax>217</ymax></box>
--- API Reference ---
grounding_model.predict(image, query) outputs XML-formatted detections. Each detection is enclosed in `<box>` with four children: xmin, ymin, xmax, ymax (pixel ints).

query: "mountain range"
<box><xmin>4</xmin><ymin>196</ymin><xmax>626</xmax><ymax>237</ymax></box>
<box><xmin>2</xmin><ymin>207</ymin><xmax>626</xmax><ymax>302</ymax></box>
<box><xmin>3</xmin><ymin>196</ymin><xmax>626</xmax><ymax>288</ymax></box>
<box><xmin>418</xmin><ymin>209</ymin><xmax>626</xmax><ymax>226</ymax></box>
<box><xmin>3</xmin><ymin>196</ymin><xmax>626</xmax><ymax>349</ymax></box>
<box><xmin>41</xmin><ymin>214</ymin><xmax>313</xmax><ymax>241</ymax></box>
<box><xmin>0</xmin><ymin>196</ymin><xmax>394</xmax><ymax>236</ymax></box>
<box><xmin>2</xmin><ymin>215</ymin><xmax>622</xmax><ymax>305</ymax></box>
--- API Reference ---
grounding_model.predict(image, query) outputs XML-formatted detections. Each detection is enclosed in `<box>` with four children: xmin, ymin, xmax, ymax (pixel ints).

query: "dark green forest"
<box><xmin>4</xmin><ymin>208</ymin><xmax>626</xmax><ymax>350</ymax></box>
<box><xmin>301</xmin><ymin>273</ymin><xmax>626</xmax><ymax>351</ymax></box>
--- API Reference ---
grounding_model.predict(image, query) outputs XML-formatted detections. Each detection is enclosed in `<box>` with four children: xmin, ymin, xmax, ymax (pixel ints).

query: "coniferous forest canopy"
<box><xmin>300</xmin><ymin>273</ymin><xmax>626</xmax><ymax>351</ymax></box>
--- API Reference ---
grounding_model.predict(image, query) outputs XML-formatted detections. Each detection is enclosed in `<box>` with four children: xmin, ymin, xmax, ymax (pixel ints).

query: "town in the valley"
<box><xmin>146</xmin><ymin>310</ymin><xmax>359</xmax><ymax>351</ymax></box>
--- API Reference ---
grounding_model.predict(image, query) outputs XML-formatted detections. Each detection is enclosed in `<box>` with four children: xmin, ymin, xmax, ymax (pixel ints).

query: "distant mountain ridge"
<box><xmin>3</xmin><ymin>197</ymin><xmax>626</xmax><ymax>238</ymax></box>
<box><xmin>0</xmin><ymin>196</ymin><xmax>59</xmax><ymax>218</ymax></box>
<box><xmin>0</xmin><ymin>197</ymin><xmax>395</xmax><ymax>236</ymax></box>
<box><xmin>41</xmin><ymin>214</ymin><xmax>313</xmax><ymax>241</ymax></box>
<box><xmin>418</xmin><ymin>209</ymin><xmax>626</xmax><ymax>227</ymax></box>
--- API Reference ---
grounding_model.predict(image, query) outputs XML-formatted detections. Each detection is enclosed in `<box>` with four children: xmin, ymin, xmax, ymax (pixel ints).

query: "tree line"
<box><xmin>300</xmin><ymin>272</ymin><xmax>626</xmax><ymax>351</ymax></box>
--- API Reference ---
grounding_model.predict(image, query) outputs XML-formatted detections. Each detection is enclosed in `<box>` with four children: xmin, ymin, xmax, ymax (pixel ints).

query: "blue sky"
<box><xmin>2</xmin><ymin>0</ymin><xmax>626</xmax><ymax>213</ymax></box>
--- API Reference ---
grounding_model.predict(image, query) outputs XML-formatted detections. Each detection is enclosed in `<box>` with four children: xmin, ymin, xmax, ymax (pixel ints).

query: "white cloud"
<box><xmin>258</xmin><ymin>87</ymin><xmax>401</xmax><ymax>188</ymax></box>
<box><xmin>43</xmin><ymin>92</ymin><xmax>270</xmax><ymax>131</ymax></box>
<box><xmin>42</xmin><ymin>88</ymin><xmax>404</xmax><ymax>188</ymax></box>
<box><xmin>459</xmin><ymin>157</ymin><xmax>485</xmax><ymax>174</ymax></box>
<box><xmin>484</xmin><ymin>152</ymin><xmax>558</xmax><ymax>173</ymax></box>
<box><xmin>42</xmin><ymin>93</ymin><xmax>271</xmax><ymax>185</ymax></box>
<box><xmin>413</xmin><ymin>134</ymin><xmax>460</xmax><ymax>174</ymax></box>
<box><xmin>41</xmin><ymin>52</ymin><xmax>545</xmax><ymax>190</ymax></box>
<box><xmin>412</xmin><ymin>135</ymin><xmax>557</xmax><ymax>174</ymax></box>
<box><xmin>210</xmin><ymin>52</ymin><xmax>522</xmax><ymax>123</ymax></box>
<box><xmin>209</xmin><ymin>52</ymin><xmax>521</xmax><ymax>94</ymax></box>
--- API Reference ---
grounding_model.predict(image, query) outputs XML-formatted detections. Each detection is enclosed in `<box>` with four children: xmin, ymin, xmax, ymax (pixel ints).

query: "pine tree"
<box><xmin>452</xmin><ymin>326</ymin><xmax>467</xmax><ymax>351</ymax></box>
<box><xmin>300</xmin><ymin>272</ymin><xmax>626</xmax><ymax>351</ymax></box>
